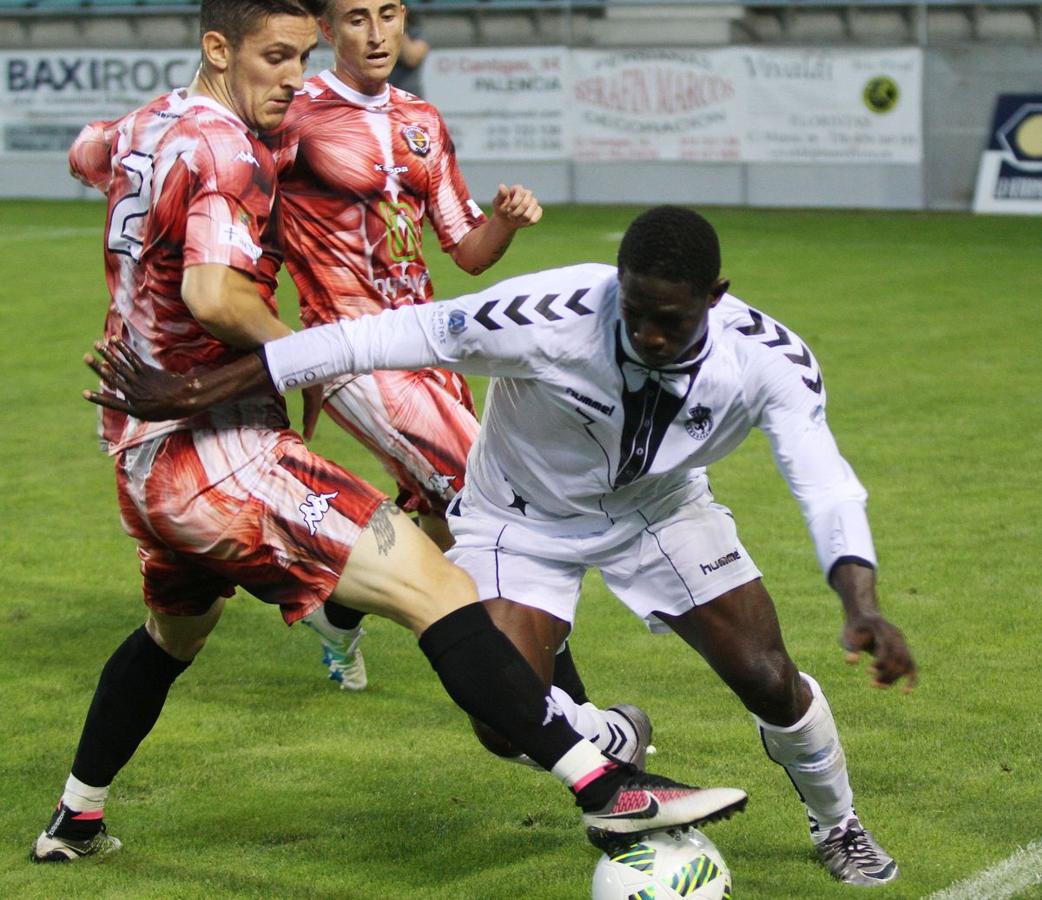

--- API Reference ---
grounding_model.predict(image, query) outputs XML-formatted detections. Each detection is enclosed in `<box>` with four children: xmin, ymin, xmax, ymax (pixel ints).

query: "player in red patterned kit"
<box><xmin>263</xmin><ymin>0</ymin><xmax>547</xmax><ymax>691</ymax></box>
<box><xmin>32</xmin><ymin>0</ymin><xmax>746</xmax><ymax>865</ymax></box>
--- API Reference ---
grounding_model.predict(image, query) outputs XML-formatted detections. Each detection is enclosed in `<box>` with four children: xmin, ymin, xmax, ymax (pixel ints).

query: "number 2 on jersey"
<box><xmin>107</xmin><ymin>152</ymin><xmax>154</xmax><ymax>261</ymax></box>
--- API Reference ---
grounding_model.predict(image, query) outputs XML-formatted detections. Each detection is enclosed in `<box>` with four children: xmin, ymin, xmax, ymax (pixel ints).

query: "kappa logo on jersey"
<box><xmin>375</xmin><ymin>163</ymin><xmax>408</xmax><ymax>175</ymax></box>
<box><xmin>401</xmin><ymin>124</ymin><xmax>431</xmax><ymax>156</ymax></box>
<box><xmin>300</xmin><ymin>491</ymin><xmax>339</xmax><ymax>536</ymax></box>
<box><xmin>684</xmin><ymin>403</ymin><xmax>714</xmax><ymax>440</ymax></box>
<box><xmin>447</xmin><ymin>309</ymin><xmax>468</xmax><ymax>334</ymax></box>
<box><xmin>737</xmin><ymin>308</ymin><xmax>823</xmax><ymax>394</ymax></box>
<box><xmin>234</xmin><ymin>149</ymin><xmax>259</xmax><ymax>167</ymax></box>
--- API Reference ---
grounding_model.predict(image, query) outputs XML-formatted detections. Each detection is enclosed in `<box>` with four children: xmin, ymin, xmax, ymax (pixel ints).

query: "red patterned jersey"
<box><xmin>265</xmin><ymin>70</ymin><xmax>486</xmax><ymax>325</ymax></box>
<box><xmin>70</xmin><ymin>91</ymin><xmax>288</xmax><ymax>454</ymax></box>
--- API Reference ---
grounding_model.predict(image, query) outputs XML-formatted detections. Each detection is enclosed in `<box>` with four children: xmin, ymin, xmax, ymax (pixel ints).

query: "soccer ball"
<box><xmin>592</xmin><ymin>827</ymin><xmax>732</xmax><ymax>899</ymax></box>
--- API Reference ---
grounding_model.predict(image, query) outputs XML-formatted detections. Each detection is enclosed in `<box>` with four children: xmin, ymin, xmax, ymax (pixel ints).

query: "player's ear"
<box><xmin>201</xmin><ymin>31</ymin><xmax>232</xmax><ymax>74</ymax></box>
<box><xmin>708</xmin><ymin>278</ymin><xmax>729</xmax><ymax>307</ymax></box>
<box><xmin>319</xmin><ymin>12</ymin><xmax>335</xmax><ymax>45</ymax></box>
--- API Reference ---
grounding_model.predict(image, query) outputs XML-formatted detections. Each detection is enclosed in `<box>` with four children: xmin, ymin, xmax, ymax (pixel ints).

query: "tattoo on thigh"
<box><xmin>369</xmin><ymin>501</ymin><xmax>400</xmax><ymax>556</ymax></box>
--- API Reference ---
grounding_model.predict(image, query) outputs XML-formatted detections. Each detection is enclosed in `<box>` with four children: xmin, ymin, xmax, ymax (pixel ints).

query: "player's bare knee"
<box><xmin>146</xmin><ymin>621</ymin><xmax>210</xmax><ymax>662</ymax></box>
<box><xmin>732</xmin><ymin>654</ymin><xmax>805</xmax><ymax>724</ymax></box>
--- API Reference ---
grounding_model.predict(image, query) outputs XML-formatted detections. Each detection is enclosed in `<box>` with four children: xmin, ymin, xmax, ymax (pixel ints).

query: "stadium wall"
<box><xmin>0</xmin><ymin>9</ymin><xmax>1039</xmax><ymax>210</ymax></box>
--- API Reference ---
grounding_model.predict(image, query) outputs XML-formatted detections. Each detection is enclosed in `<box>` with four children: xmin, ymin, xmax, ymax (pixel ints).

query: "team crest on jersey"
<box><xmin>401</xmin><ymin>124</ymin><xmax>431</xmax><ymax>156</ymax></box>
<box><xmin>447</xmin><ymin>309</ymin><xmax>468</xmax><ymax>334</ymax></box>
<box><xmin>684</xmin><ymin>404</ymin><xmax>714</xmax><ymax>440</ymax></box>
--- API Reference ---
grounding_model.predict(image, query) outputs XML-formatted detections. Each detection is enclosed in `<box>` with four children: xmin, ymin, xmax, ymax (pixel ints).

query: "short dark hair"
<box><xmin>617</xmin><ymin>206</ymin><xmax>721</xmax><ymax>294</ymax></box>
<box><xmin>200</xmin><ymin>0</ymin><xmax>327</xmax><ymax>47</ymax></box>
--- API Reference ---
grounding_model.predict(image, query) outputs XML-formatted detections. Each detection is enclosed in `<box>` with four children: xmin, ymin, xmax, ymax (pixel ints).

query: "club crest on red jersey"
<box><xmin>401</xmin><ymin>124</ymin><xmax>431</xmax><ymax>156</ymax></box>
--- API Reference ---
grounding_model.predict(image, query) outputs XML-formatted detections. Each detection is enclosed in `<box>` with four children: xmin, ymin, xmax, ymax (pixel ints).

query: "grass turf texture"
<box><xmin>1</xmin><ymin>200</ymin><xmax>1039</xmax><ymax>899</ymax></box>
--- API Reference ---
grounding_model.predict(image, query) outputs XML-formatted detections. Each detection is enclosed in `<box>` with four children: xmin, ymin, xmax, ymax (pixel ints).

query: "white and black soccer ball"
<box><xmin>592</xmin><ymin>827</ymin><xmax>732</xmax><ymax>900</ymax></box>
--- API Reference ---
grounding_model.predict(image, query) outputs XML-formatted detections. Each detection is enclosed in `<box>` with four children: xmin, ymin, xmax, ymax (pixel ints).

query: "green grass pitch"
<box><xmin>0</xmin><ymin>200</ymin><xmax>1039</xmax><ymax>899</ymax></box>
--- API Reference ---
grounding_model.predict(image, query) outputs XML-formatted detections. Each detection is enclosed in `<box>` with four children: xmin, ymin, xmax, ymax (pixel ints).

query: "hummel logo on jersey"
<box><xmin>699</xmin><ymin>550</ymin><xmax>741</xmax><ymax>575</ymax></box>
<box><xmin>737</xmin><ymin>308</ymin><xmax>822</xmax><ymax>394</ymax></box>
<box><xmin>684</xmin><ymin>404</ymin><xmax>713</xmax><ymax>440</ymax></box>
<box><xmin>233</xmin><ymin>150</ymin><xmax>259</xmax><ymax>166</ymax></box>
<box><xmin>566</xmin><ymin>387</ymin><xmax>615</xmax><ymax>417</ymax></box>
<box><xmin>472</xmin><ymin>288</ymin><xmax>594</xmax><ymax>331</ymax></box>
<box><xmin>300</xmin><ymin>491</ymin><xmax>338</xmax><ymax>535</ymax></box>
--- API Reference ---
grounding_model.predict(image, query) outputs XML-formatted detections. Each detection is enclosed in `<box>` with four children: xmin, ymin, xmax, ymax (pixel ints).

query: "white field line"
<box><xmin>0</xmin><ymin>227</ymin><xmax>97</xmax><ymax>243</ymax></box>
<box><xmin>926</xmin><ymin>840</ymin><xmax>1042</xmax><ymax>900</ymax></box>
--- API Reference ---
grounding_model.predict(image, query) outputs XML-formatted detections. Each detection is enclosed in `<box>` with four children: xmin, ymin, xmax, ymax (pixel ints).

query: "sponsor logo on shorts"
<box><xmin>684</xmin><ymin>403</ymin><xmax>713</xmax><ymax>440</ymax></box>
<box><xmin>300</xmin><ymin>490</ymin><xmax>338</xmax><ymax>536</ymax></box>
<box><xmin>699</xmin><ymin>549</ymin><xmax>741</xmax><ymax>575</ymax></box>
<box><xmin>447</xmin><ymin>309</ymin><xmax>468</xmax><ymax>335</ymax></box>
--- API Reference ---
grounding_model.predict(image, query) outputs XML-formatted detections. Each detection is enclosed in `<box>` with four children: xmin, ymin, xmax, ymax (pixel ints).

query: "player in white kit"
<box><xmin>86</xmin><ymin>206</ymin><xmax>916</xmax><ymax>885</ymax></box>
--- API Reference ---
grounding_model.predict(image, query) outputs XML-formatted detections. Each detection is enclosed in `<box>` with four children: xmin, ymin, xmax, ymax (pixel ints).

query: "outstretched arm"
<box><xmin>451</xmin><ymin>184</ymin><xmax>542</xmax><ymax>275</ymax></box>
<box><xmin>751</xmin><ymin>324</ymin><xmax>917</xmax><ymax>692</ymax></box>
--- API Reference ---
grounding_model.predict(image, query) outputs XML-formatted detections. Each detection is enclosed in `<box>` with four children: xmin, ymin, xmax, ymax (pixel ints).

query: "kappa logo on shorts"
<box><xmin>427</xmin><ymin>471</ymin><xmax>457</xmax><ymax>495</ymax></box>
<box><xmin>300</xmin><ymin>491</ymin><xmax>339</xmax><ymax>536</ymax></box>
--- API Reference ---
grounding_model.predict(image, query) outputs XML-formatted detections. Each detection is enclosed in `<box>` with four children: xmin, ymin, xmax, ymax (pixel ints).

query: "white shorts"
<box><xmin>445</xmin><ymin>489</ymin><xmax>762</xmax><ymax>633</ymax></box>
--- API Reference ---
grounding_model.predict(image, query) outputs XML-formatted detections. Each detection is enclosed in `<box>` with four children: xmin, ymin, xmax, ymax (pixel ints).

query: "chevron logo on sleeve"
<box><xmin>737</xmin><ymin>308</ymin><xmax>822</xmax><ymax>394</ymax></box>
<box><xmin>473</xmin><ymin>288</ymin><xmax>594</xmax><ymax>331</ymax></box>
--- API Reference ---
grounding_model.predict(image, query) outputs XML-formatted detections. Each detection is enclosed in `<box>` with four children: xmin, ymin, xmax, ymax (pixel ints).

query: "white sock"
<box><xmin>550</xmin><ymin>740</ymin><xmax>614</xmax><ymax>791</ymax></box>
<box><xmin>548</xmin><ymin>688</ymin><xmax>641</xmax><ymax>761</ymax></box>
<box><xmin>61</xmin><ymin>774</ymin><xmax>108</xmax><ymax>813</ymax></box>
<box><xmin>755</xmin><ymin>672</ymin><xmax>855</xmax><ymax>833</ymax></box>
<box><xmin>301</xmin><ymin>605</ymin><xmax>360</xmax><ymax>644</ymax></box>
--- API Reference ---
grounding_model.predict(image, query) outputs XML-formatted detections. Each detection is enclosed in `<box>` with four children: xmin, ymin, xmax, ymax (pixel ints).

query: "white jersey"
<box><xmin>264</xmin><ymin>263</ymin><xmax>876</xmax><ymax>578</ymax></box>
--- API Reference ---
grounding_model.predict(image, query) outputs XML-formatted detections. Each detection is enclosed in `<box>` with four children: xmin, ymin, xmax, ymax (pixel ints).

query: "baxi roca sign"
<box><xmin>1</xmin><ymin>51</ymin><xmax>198</xmax><ymax>153</ymax></box>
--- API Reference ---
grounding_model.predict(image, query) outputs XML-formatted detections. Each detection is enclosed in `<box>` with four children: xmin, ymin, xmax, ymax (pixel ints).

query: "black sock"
<box><xmin>419</xmin><ymin>604</ymin><xmax>584</xmax><ymax>772</ymax></box>
<box><xmin>70</xmin><ymin>625</ymin><xmax>191</xmax><ymax>788</ymax></box>
<box><xmin>324</xmin><ymin>602</ymin><xmax>365</xmax><ymax>630</ymax></box>
<box><xmin>552</xmin><ymin>642</ymin><xmax>591</xmax><ymax>705</ymax></box>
